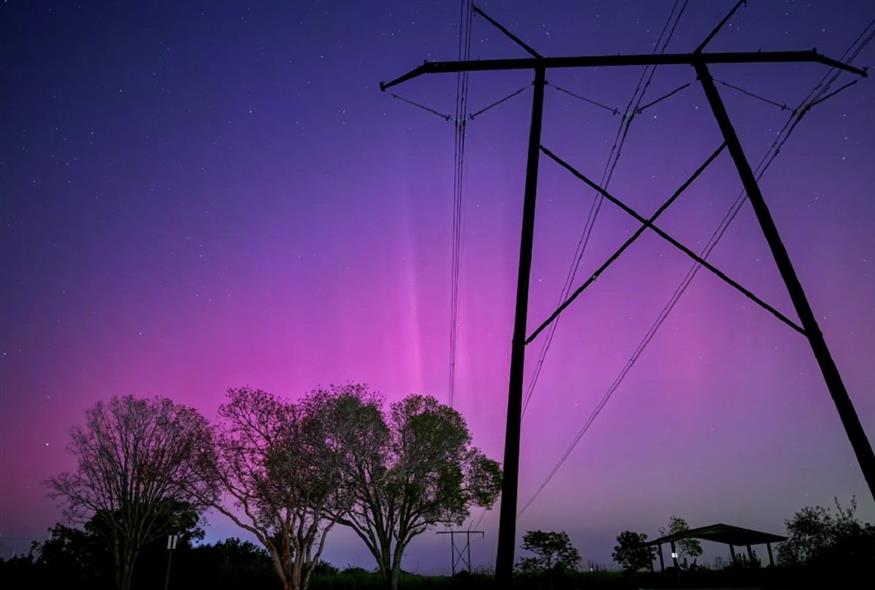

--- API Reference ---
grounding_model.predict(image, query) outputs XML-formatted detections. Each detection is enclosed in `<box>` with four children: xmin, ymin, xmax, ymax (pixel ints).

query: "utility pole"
<box><xmin>379</xmin><ymin>3</ymin><xmax>871</xmax><ymax>584</ymax></box>
<box><xmin>494</xmin><ymin>63</ymin><xmax>545</xmax><ymax>586</ymax></box>
<box><xmin>436</xmin><ymin>529</ymin><xmax>485</xmax><ymax>576</ymax></box>
<box><xmin>163</xmin><ymin>534</ymin><xmax>179</xmax><ymax>590</ymax></box>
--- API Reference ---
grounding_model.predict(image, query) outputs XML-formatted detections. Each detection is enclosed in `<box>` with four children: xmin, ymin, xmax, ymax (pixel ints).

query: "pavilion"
<box><xmin>645</xmin><ymin>523</ymin><xmax>787</xmax><ymax>570</ymax></box>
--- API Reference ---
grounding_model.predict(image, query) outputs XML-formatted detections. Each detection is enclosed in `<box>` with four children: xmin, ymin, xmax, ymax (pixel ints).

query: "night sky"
<box><xmin>2</xmin><ymin>0</ymin><xmax>874</xmax><ymax>572</ymax></box>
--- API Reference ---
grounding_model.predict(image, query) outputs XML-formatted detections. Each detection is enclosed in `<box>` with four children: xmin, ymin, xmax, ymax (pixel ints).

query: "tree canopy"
<box><xmin>778</xmin><ymin>497</ymin><xmax>875</xmax><ymax>569</ymax></box>
<box><xmin>47</xmin><ymin>396</ymin><xmax>215</xmax><ymax>590</ymax></box>
<box><xmin>612</xmin><ymin>530</ymin><xmax>653</xmax><ymax>572</ymax></box>
<box><xmin>198</xmin><ymin>387</ymin><xmax>348</xmax><ymax>590</ymax></box>
<box><xmin>315</xmin><ymin>386</ymin><xmax>502</xmax><ymax>590</ymax></box>
<box><xmin>44</xmin><ymin>387</ymin><xmax>502</xmax><ymax>590</ymax></box>
<box><xmin>516</xmin><ymin>530</ymin><xmax>581</xmax><ymax>575</ymax></box>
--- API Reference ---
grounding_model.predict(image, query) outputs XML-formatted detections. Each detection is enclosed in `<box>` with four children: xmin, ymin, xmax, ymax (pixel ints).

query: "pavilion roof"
<box><xmin>645</xmin><ymin>523</ymin><xmax>787</xmax><ymax>546</ymax></box>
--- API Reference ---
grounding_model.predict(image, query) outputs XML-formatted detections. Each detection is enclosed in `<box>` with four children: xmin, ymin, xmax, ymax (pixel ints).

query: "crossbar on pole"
<box><xmin>380</xmin><ymin>50</ymin><xmax>866</xmax><ymax>90</ymax></box>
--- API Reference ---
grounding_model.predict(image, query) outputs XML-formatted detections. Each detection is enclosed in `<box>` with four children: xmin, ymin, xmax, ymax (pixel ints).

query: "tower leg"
<box><xmin>495</xmin><ymin>65</ymin><xmax>547</xmax><ymax>585</ymax></box>
<box><xmin>695</xmin><ymin>62</ymin><xmax>875</xmax><ymax>501</ymax></box>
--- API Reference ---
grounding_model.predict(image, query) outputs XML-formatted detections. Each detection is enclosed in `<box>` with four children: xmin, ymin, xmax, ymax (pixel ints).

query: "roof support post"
<box><xmin>766</xmin><ymin>542</ymin><xmax>774</xmax><ymax>567</ymax></box>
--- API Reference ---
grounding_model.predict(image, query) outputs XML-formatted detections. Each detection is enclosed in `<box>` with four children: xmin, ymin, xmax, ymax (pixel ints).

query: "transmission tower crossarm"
<box><xmin>379</xmin><ymin>50</ymin><xmax>865</xmax><ymax>91</ymax></box>
<box><xmin>540</xmin><ymin>145</ymin><xmax>806</xmax><ymax>336</ymax></box>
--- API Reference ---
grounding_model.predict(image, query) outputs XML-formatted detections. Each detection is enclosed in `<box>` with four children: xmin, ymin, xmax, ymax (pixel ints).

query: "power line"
<box><xmin>469</xmin><ymin>83</ymin><xmax>532</xmax><ymax>120</ymax></box>
<box><xmin>714</xmin><ymin>78</ymin><xmax>790</xmax><ymax>111</ymax></box>
<box><xmin>636</xmin><ymin>82</ymin><xmax>691</xmax><ymax>114</ymax></box>
<box><xmin>522</xmin><ymin>0</ymin><xmax>690</xmax><ymax>415</ymax></box>
<box><xmin>449</xmin><ymin>0</ymin><xmax>474</xmax><ymax>407</ymax></box>
<box><xmin>547</xmin><ymin>81</ymin><xmax>620</xmax><ymax>115</ymax></box>
<box><xmin>388</xmin><ymin>92</ymin><xmax>452</xmax><ymax>121</ymax></box>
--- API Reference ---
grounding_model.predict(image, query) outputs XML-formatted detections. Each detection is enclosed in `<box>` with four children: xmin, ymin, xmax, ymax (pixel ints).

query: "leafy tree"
<box><xmin>197</xmin><ymin>387</ymin><xmax>347</xmax><ymax>590</ymax></box>
<box><xmin>31</xmin><ymin>504</ymin><xmax>203</xmax><ymax>590</ymax></box>
<box><xmin>316</xmin><ymin>385</ymin><xmax>502</xmax><ymax>590</ymax></box>
<box><xmin>778</xmin><ymin>497</ymin><xmax>875</xmax><ymax>568</ymax></box>
<box><xmin>516</xmin><ymin>530</ymin><xmax>581</xmax><ymax>575</ymax></box>
<box><xmin>37</xmin><ymin>522</ymin><xmax>113</xmax><ymax>588</ymax></box>
<box><xmin>180</xmin><ymin>538</ymin><xmax>275</xmax><ymax>589</ymax></box>
<box><xmin>47</xmin><ymin>396</ymin><xmax>215</xmax><ymax>590</ymax></box>
<box><xmin>612</xmin><ymin>530</ymin><xmax>653</xmax><ymax>572</ymax></box>
<box><xmin>312</xmin><ymin>560</ymin><xmax>340</xmax><ymax>575</ymax></box>
<box><xmin>659</xmin><ymin>515</ymin><xmax>702</xmax><ymax>567</ymax></box>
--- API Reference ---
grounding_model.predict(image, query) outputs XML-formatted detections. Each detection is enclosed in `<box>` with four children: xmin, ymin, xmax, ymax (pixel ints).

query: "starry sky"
<box><xmin>2</xmin><ymin>0</ymin><xmax>874</xmax><ymax>572</ymax></box>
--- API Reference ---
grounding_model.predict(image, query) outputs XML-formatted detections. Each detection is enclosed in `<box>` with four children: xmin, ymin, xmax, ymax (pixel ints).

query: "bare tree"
<box><xmin>199</xmin><ymin>387</ymin><xmax>345</xmax><ymax>590</ymax></box>
<box><xmin>316</xmin><ymin>385</ymin><xmax>502</xmax><ymax>590</ymax></box>
<box><xmin>47</xmin><ymin>395</ymin><xmax>215</xmax><ymax>590</ymax></box>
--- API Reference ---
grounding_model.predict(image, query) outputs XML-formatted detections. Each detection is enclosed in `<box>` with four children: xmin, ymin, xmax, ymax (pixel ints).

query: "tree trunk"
<box><xmin>118</xmin><ymin>555</ymin><xmax>136</xmax><ymax>590</ymax></box>
<box><xmin>114</xmin><ymin>541</ymin><xmax>138</xmax><ymax>590</ymax></box>
<box><xmin>389</xmin><ymin>555</ymin><xmax>403</xmax><ymax>590</ymax></box>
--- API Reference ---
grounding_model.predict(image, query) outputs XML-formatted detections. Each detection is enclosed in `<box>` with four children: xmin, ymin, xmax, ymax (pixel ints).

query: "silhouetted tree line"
<box><xmin>0</xmin><ymin>517</ymin><xmax>278</xmax><ymax>590</ymax></box>
<box><xmin>7</xmin><ymin>386</ymin><xmax>501</xmax><ymax>590</ymax></box>
<box><xmin>4</xmin><ymin>386</ymin><xmax>873</xmax><ymax>590</ymax></box>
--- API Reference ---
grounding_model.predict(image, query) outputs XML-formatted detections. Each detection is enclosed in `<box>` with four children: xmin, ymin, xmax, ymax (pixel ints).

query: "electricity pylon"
<box><xmin>380</xmin><ymin>3</ymin><xmax>871</xmax><ymax>584</ymax></box>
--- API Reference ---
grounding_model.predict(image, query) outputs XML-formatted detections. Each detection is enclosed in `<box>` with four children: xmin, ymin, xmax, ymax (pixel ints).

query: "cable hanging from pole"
<box><xmin>518</xmin><ymin>16</ymin><xmax>873</xmax><ymax>516</ymax></box>
<box><xmin>522</xmin><ymin>0</ymin><xmax>690</xmax><ymax>416</ymax></box>
<box><xmin>714</xmin><ymin>78</ymin><xmax>790</xmax><ymax>111</ymax></box>
<box><xmin>388</xmin><ymin>93</ymin><xmax>453</xmax><ymax>121</ymax></box>
<box><xmin>469</xmin><ymin>83</ymin><xmax>532</xmax><ymax>120</ymax></box>
<box><xmin>547</xmin><ymin>81</ymin><xmax>620</xmax><ymax>115</ymax></box>
<box><xmin>449</xmin><ymin>0</ymin><xmax>474</xmax><ymax>408</ymax></box>
<box><xmin>636</xmin><ymin>82</ymin><xmax>691</xmax><ymax>113</ymax></box>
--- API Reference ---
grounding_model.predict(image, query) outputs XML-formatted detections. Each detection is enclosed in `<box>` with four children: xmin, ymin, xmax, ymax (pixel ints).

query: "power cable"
<box><xmin>547</xmin><ymin>82</ymin><xmax>620</xmax><ymax>115</ymax></box>
<box><xmin>522</xmin><ymin>0</ymin><xmax>690</xmax><ymax>415</ymax></box>
<box><xmin>714</xmin><ymin>78</ymin><xmax>790</xmax><ymax>111</ymax></box>
<box><xmin>388</xmin><ymin>93</ymin><xmax>453</xmax><ymax>121</ymax></box>
<box><xmin>469</xmin><ymin>83</ymin><xmax>532</xmax><ymax>120</ymax></box>
<box><xmin>449</xmin><ymin>0</ymin><xmax>475</xmax><ymax>407</ymax></box>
